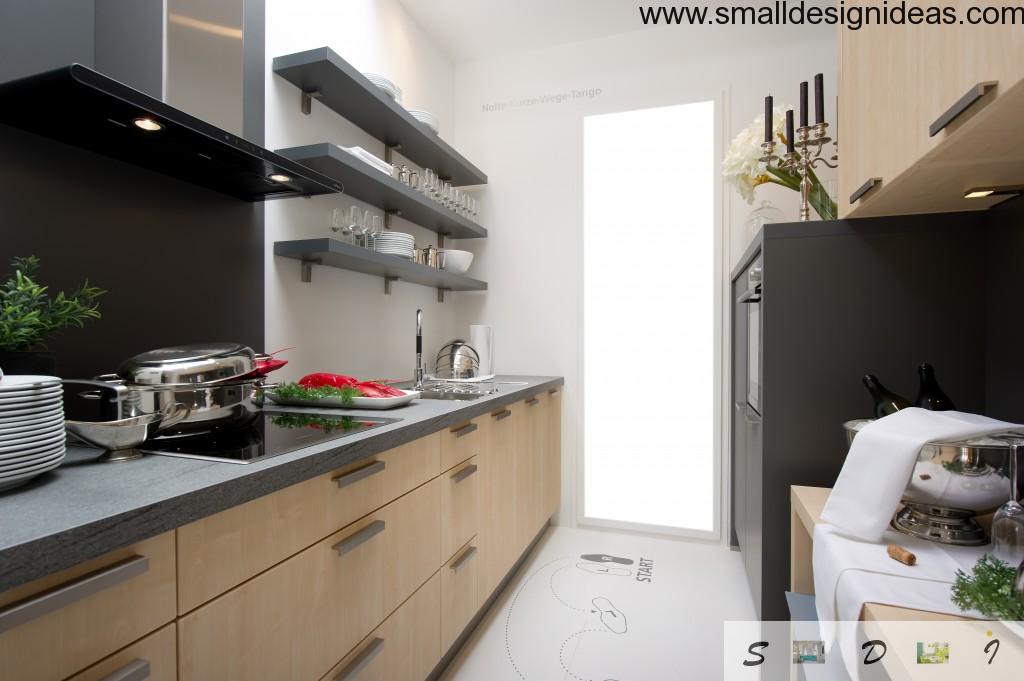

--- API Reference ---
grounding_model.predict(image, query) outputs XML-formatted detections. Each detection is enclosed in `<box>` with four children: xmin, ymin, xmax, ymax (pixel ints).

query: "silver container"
<box><xmin>116</xmin><ymin>343</ymin><xmax>255</xmax><ymax>386</ymax></box>
<box><xmin>435</xmin><ymin>341</ymin><xmax>479</xmax><ymax>380</ymax></box>
<box><xmin>65</xmin><ymin>402</ymin><xmax>189</xmax><ymax>462</ymax></box>
<box><xmin>844</xmin><ymin>419</ymin><xmax>1020</xmax><ymax>545</ymax></box>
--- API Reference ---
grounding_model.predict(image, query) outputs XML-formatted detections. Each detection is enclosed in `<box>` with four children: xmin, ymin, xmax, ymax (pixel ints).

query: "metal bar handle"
<box><xmin>492</xmin><ymin>409</ymin><xmax>512</xmax><ymax>421</ymax></box>
<box><xmin>930</xmin><ymin>81</ymin><xmax>997</xmax><ymax>136</ymax></box>
<box><xmin>451</xmin><ymin>464</ymin><xmax>478</xmax><ymax>483</ymax></box>
<box><xmin>0</xmin><ymin>555</ymin><xmax>148</xmax><ymax>634</ymax></box>
<box><xmin>333</xmin><ymin>460</ymin><xmax>386</xmax><ymax>488</ymax></box>
<box><xmin>100</xmin><ymin>659</ymin><xmax>151</xmax><ymax>681</ymax></box>
<box><xmin>548</xmin><ymin>388</ymin><xmax>560</xmax><ymax>396</ymax></box>
<box><xmin>849</xmin><ymin>177</ymin><xmax>882</xmax><ymax>204</ymax></box>
<box><xmin>451</xmin><ymin>545</ymin><xmax>478</xmax><ymax>572</ymax></box>
<box><xmin>526</xmin><ymin>397</ymin><xmax>540</xmax><ymax>406</ymax></box>
<box><xmin>333</xmin><ymin>637</ymin><xmax>386</xmax><ymax>681</ymax></box>
<box><xmin>332</xmin><ymin>520</ymin><xmax>386</xmax><ymax>556</ymax></box>
<box><xmin>452</xmin><ymin>422</ymin><xmax>478</xmax><ymax>438</ymax></box>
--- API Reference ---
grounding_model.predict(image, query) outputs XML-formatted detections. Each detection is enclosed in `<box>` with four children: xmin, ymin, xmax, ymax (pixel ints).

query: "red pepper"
<box><xmin>298</xmin><ymin>373</ymin><xmax>359</xmax><ymax>389</ymax></box>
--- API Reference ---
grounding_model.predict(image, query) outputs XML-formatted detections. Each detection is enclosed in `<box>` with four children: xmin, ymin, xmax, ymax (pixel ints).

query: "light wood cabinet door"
<box><xmin>67</xmin><ymin>623</ymin><xmax>176</xmax><ymax>681</ymax></box>
<box><xmin>543</xmin><ymin>387</ymin><xmax>562</xmax><ymax>521</ymax></box>
<box><xmin>440</xmin><ymin>417</ymin><xmax>484</xmax><ymax>472</ymax></box>
<box><xmin>514</xmin><ymin>397</ymin><xmax>540</xmax><ymax>554</ymax></box>
<box><xmin>477</xmin><ymin>404</ymin><xmax>519</xmax><ymax>597</ymax></box>
<box><xmin>177</xmin><ymin>433</ymin><xmax>440</xmax><ymax>612</ymax></box>
<box><xmin>440</xmin><ymin>539</ymin><xmax>481</xmax><ymax>653</ymax></box>
<box><xmin>319</xmin><ymin>572</ymin><xmax>441</xmax><ymax>681</ymax></box>
<box><xmin>178</xmin><ymin>478</ymin><xmax>441</xmax><ymax>681</ymax></box>
<box><xmin>0</xmin><ymin>532</ymin><xmax>176</xmax><ymax>681</ymax></box>
<box><xmin>441</xmin><ymin>456</ymin><xmax>480</xmax><ymax>563</ymax></box>
<box><xmin>839</xmin><ymin>2</ymin><xmax>1024</xmax><ymax>218</ymax></box>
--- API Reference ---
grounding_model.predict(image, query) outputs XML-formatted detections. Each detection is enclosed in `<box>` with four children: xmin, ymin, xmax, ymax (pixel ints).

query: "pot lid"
<box><xmin>117</xmin><ymin>343</ymin><xmax>255</xmax><ymax>386</ymax></box>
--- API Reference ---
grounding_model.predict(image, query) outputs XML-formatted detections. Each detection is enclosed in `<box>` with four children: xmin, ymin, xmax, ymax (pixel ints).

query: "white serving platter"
<box><xmin>265</xmin><ymin>388</ymin><xmax>420</xmax><ymax>410</ymax></box>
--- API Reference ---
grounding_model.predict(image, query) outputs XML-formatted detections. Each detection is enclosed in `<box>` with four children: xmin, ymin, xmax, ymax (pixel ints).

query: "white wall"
<box><xmin>450</xmin><ymin>25</ymin><xmax>838</xmax><ymax>530</ymax></box>
<box><xmin>264</xmin><ymin>0</ymin><xmax>462</xmax><ymax>382</ymax></box>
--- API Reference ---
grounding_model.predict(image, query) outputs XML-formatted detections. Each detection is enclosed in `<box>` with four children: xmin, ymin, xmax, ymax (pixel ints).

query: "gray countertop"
<box><xmin>0</xmin><ymin>375</ymin><xmax>563</xmax><ymax>592</ymax></box>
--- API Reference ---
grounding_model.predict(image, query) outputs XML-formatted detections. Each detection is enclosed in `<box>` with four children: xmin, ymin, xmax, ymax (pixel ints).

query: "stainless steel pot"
<box><xmin>435</xmin><ymin>340</ymin><xmax>479</xmax><ymax>380</ymax></box>
<box><xmin>116</xmin><ymin>343</ymin><xmax>255</xmax><ymax>386</ymax></box>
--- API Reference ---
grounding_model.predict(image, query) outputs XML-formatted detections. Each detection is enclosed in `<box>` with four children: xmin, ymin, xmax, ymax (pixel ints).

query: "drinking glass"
<box><xmin>423</xmin><ymin>169</ymin><xmax>435</xmax><ymax>196</ymax></box>
<box><xmin>992</xmin><ymin>443</ymin><xmax>1024</xmax><ymax>566</ymax></box>
<box><xmin>361</xmin><ymin>211</ymin><xmax>375</xmax><ymax>249</ymax></box>
<box><xmin>441</xmin><ymin>181</ymin><xmax>452</xmax><ymax>209</ymax></box>
<box><xmin>347</xmin><ymin>206</ymin><xmax>363</xmax><ymax>246</ymax></box>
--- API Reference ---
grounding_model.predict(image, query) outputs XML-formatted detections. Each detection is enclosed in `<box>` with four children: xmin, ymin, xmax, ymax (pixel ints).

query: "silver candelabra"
<box><xmin>760</xmin><ymin>122</ymin><xmax>838</xmax><ymax>222</ymax></box>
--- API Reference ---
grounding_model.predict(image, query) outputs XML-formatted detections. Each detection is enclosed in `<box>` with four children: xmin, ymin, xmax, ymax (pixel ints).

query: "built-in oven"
<box><xmin>737</xmin><ymin>255</ymin><xmax>762</xmax><ymax>415</ymax></box>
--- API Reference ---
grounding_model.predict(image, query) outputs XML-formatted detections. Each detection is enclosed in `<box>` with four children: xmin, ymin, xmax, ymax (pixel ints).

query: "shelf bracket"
<box><xmin>437</xmin><ymin>287</ymin><xmax>451</xmax><ymax>303</ymax></box>
<box><xmin>300</xmin><ymin>89</ymin><xmax>322</xmax><ymax>115</ymax></box>
<box><xmin>437</xmin><ymin>234</ymin><xmax>446</xmax><ymax>249</ymax></box>
<box><xmin>384</xmin><ymin>276</ymin><xmax>399</xmax><ymax>294</ymax></box>
<box><xmin>300</xmin><ymin>258</ymin><xmax>321</xmax><ymax>283</ymax></box>
<box><xmin>384</xmin><ymin>144</ymin><xmax>402</xmax><ymax>164</ymax></box>
<box><xmin>385</xmin><ymin>209</ymin><xmax>402</xmax><ymax>229</ymax></box>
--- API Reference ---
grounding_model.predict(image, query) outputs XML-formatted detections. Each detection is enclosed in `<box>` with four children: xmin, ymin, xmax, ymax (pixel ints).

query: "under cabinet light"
<box><xmin>964</xmin><ymin>185</ymin><xmax>1024</xmax><ymax>199</ymax></box>
<box><xmin>268</xmin><ymin>173</ymin><xmax>292</xmax><ymax>183</ymax></box>
<box><xmin>132</xmin><ymin>117</ymin><xmax>163</xmax><ymax>132</ymax></box>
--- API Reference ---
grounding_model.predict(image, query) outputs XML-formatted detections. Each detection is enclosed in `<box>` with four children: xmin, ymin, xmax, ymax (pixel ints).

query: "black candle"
<box><xmin>799</xmin><ymin>81</ymin><xmax>808</xmax><ymax>128</ymax></box>
<box><xmin>785</xmin><ymin>109</ymin><xmax>795</xmax><ymax>153</ymax></box>
<box><xmin>814</xmin><ymin>73</ymin><xmax>824</xmax><ymax>124</ymax></box>
<box><xmin>764</xmin><ymin>95</ymin><xmax>773</xmax><ymax>143</ymax></box>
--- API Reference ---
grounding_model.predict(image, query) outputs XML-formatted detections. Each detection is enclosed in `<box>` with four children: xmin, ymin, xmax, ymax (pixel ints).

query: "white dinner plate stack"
<box><xmin>0</xmin><ymin>375</ymin><xmax>66</xmax><ymax>492</ymax></box>
<box><xmin>372</xmin><ymin>231</ymin><xmax>416</xmax><ymax>259</ymax></box>
<box><xmin>363</xmin><ymin>73</ymin><xmax>402</xmax><ymax>103</ymax></box>
<box><xmin>406</xmin><ymin>109</ymin><xmax>439</xmax><ymax>135</ymax></box>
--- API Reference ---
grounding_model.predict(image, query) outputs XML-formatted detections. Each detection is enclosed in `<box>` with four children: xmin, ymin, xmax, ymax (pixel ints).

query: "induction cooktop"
<box><xmin>139</xmin><ymin>411</ymin><xmax>399</xmax><ymax>464</ymax></box>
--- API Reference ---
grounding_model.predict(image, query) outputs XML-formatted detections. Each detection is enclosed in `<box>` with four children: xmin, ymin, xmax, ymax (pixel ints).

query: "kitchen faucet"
<box><xmin>414</xmin><ymin>308</ymin><xmax>425</xmax><ymax>389</ymax></box>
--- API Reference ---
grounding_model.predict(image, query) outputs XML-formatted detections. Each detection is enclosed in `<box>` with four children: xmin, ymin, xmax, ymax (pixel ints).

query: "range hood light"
<box><xmin>132</xmin><ymin>117</ymin><xmax>163</xmax><ymax>132</ymax></box>
<box><xmin>268</xmin><ymin>173</ymin><xmax>292</xmax><ymax>183</ymax></box>
<box><xmin>964</xmin><ymin>188</ymin><xmax>995</xmax><ymax>199</ymax></box>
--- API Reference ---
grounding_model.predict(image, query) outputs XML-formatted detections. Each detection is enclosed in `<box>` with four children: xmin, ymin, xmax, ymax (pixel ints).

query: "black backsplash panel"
<box><xmin>985</xmin><ymin>196</ymin><xmax>1024</xmax><ymax>421</ymax></box>
<box><xmin>0</xmin><ymin>122</ymin><xmax>264</xmax><ymax>379</ymax></box>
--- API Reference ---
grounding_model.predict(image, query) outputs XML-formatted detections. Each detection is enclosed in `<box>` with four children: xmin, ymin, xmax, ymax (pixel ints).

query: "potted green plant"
<box><xmin>0</xmin><ymin>256</ymin><xmax>105</xmax><ymax>376</ymax></box>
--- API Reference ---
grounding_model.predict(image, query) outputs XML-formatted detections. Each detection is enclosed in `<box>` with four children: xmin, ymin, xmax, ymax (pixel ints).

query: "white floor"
<box><xmin>441</xmin><ymin>525</ymin><xmax>757</xmax><ymax>681</ymax></box>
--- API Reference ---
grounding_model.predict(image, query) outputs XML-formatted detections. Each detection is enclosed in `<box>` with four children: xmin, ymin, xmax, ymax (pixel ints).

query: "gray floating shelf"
<box><xmin>274</xmin><ymin>238</ymin><xmax>487</xmax><ymax>301</ymax></box>
<box><xmin>273</xmin><ymin>47</ymin><xmax>487</xmax><ymax>186</ymax></box>
<box><xmin>276</xmin><ymin>144</ymin><xmax>486</xmax><ymax>240</ymax></box>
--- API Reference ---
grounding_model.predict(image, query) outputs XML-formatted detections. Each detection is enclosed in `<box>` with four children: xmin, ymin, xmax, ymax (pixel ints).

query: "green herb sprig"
<box><xmin>951</xmin><ymin>554</ymin><xmax>1024</xmax><ymax>620</ymax></box>
<box><xmin>0</xmin><ymin>256</ymin><xmax>105</xmax><ymax>352</ymax></box>
<box><xmin>273</xmin><ymin>382</ymin><xmax>361</xmax><ymax>405</ymax></box>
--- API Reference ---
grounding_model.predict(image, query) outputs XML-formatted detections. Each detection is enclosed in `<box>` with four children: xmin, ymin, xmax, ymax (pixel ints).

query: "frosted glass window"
<box><xmin>583</xmin><ymin>101</ymin><xmax>716</xmax><ymax>533</ymax></box>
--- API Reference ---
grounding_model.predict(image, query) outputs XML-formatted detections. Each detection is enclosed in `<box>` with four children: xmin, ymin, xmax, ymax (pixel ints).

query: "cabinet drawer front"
<box><xmin>440</xmin><ymin>417</ymin><xmax>483</xmax><ymax>471</ymax></box>
<box><xmin>177</xmin><ymin>433</ymin><xmax>440</xmax><ymax>612</ymax></box>
<box><xmin>67</xmin><ymin>623</ymin><xmax>176</xmax><ymax>681</ymax></box>
<box><xmin>441</xmin><ymin>456</ymin><xmax>479</xmax><ymax>562</ymax></box>
<box><xmin>0</xmin><ymin>532</ymin><xmax>175</xmax><ymax>681</ymax></box>
<box><xmin>178</xmin><ymin>478</ymin><xmax>441</xmax><ymax>681</ymax></box>
<box><xmin>441</xmin><ymin>541</ymin><xmax>480</xmax><ymax>653</ymax></box>
<box><xmin>321</xmin><ymin>572</ymin><xmax>441</xmax><ymax>681</ymax></box>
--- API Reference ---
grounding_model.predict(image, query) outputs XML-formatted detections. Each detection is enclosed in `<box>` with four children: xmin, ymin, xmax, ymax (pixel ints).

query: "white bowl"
<box><xmin>439</xmin><ymin>249</ymin><xmax>473</xmax><ymax>275</ymax></box>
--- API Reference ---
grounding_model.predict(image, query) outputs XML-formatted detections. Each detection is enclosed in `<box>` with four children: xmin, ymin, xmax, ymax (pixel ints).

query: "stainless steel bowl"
<box><xmin>844</xmin><ymin>418</ymin><xmax>1021</xmax><ymax>544</ymax></box>
<box><xmin>65</xmin><ymin>402</ymin><xmax>188</xmax><ymax>462</ymax></box>
<box><xmin>435</xmin><ymin>341</ymin><xmax>480</xmax><ymax>380</ymax></box>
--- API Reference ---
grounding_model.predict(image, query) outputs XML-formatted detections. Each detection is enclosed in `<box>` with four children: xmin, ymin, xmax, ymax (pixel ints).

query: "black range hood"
<box><xmin>0</xmin><ymin>64</ymin><xmax>342</xmax><ymax>201</ymax></box>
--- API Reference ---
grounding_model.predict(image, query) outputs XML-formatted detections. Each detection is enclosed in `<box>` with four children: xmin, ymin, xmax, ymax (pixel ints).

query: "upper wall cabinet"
<box><xmin>0</xmin><ymin>65</ymin><xmax>341</xmax><ymax>202</ymax></box>
<box><xmin>839</xmin><ymin>1</ymin><xmax>1024</xmax><ymax>218</ymax></box>
<box><xmin>273</xmin><ymin>48</ymin><xmax>488</xmax><ymax>187</ymax></box>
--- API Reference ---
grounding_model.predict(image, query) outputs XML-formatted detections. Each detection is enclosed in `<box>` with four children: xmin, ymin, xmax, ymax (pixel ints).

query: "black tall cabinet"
<box><xmin>730</xmin><ymin>212</ymin><xmax>1000</xmax><ymax>620</ymax></box>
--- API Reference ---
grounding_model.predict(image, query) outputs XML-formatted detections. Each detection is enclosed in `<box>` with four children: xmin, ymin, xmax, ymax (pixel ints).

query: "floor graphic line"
<box><xmin>559</xmin><ymin>628</ymin><xmax>611</xmax><ymax>681</ymax></box>
<box><xmin>504</xmin><ymin>556</ymin><xmax>572</xmax><ymax>679</ymax></box>
<box><xmin>549</xmin><ymin>565</ymin><xmax>589</xmax><ymax>612</ymax></box>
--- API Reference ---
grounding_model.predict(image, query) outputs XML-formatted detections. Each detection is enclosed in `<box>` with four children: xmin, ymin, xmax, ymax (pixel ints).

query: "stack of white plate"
<box><xmin>0</xmin><ymin>375</ymin><xmax>65</xmax><ymax>492</ymax></box>
<box><xmin>363</xmin><ymin>73</ymin><xmax>402</xmax><ymax>103</ymax></box>
<box><xmin>372</xmin><ymin>231</ymin><xmax>416</xmax><ymax>259</ymax></box>
<box><xmin>407</xmin><ymin>109</ymin><xmax>439</xmax><ymax>135</ymax></box>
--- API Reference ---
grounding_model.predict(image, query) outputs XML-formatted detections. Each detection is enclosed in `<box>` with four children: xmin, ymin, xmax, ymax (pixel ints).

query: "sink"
<box><xmin>417</xmin><ymin>390</ymin><xmax>484</xmax><ymax>400</ymax></box>
<box><xmin>401</xmin><ymin>381</ymin><xmax>497</xmax><ymax>400</ymax></box>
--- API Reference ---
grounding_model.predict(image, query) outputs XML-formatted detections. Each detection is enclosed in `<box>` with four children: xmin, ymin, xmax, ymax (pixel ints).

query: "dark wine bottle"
<box><xmin>915</xmin><ymin>363</ymin><xmax>956</xmax><ymax>411</ymax></box>
<box><xmin>863</xmin><ymin>374</ymin><xmax>911</xmax><ymax>418</ymax></box>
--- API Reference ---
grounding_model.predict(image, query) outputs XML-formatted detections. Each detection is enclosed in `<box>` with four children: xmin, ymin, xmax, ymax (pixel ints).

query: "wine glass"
<box><xmin>992</xmin><ymin>442</ymin><xmax>1024</xmax><ymax>566</ymax></box>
